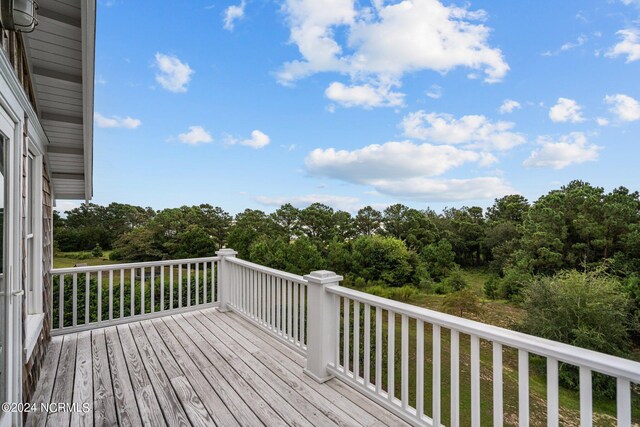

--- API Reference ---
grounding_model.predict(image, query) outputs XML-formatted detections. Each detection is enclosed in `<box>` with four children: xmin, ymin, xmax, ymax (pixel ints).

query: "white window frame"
<box><xmin>23</xmin><ymin>142</ymin><xmax>43</xmax><ymax>361</ymax></box>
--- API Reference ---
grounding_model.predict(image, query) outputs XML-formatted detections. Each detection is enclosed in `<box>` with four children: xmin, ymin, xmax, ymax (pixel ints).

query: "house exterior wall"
<box><xmin>21</xmin><ymin>159</ymin><xmax>52</xmax><ymax>408</ymax></box>
<box><xmin>0</xmin><ymin>29</ymin><xmax>55</xmax><ymax>420</ymax></box>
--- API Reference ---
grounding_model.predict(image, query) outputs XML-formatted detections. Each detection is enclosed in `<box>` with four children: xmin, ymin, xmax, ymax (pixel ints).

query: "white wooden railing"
<box><xmin>223</xmin><ymin>255</ymin><xmax>308</xmax><ymax>355</ymax></box>
<box><xmin>51</xmin><ymin>256</ymin><xmax>219</xmax><ymax>335</ymax></box>
<box><xmin>50</xmin><ymin>250</ymin><xmax>640</xmax><ymax>426</ymax></box>
<box><xmin>324</xmin><ymin>286</ymin><xmax>640</xmax><ymax>427</ymax></box>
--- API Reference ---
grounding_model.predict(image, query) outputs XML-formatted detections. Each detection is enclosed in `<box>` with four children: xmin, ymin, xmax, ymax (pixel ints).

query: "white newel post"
<box><xmin>216</xmin><ymin>248</ymin><xmax>237</xmax><ymax>312</ymax></box>
<box><xmin>303</xmin><ymin>270</ymin><xmax>343</xmax><ymax>383</ymax></box>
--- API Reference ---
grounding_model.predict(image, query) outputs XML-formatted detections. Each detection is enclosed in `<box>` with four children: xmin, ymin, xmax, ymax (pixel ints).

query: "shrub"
<box><xmin>499</xmin><ymin>267</ymin><xmax>532</xmax><ymax>301</ymax></box>
<box><xmin>387</xmin><ymin>285</ymin><xmax>419</xmax><ymax>302</ymax></box>
<box><xmin>109</xmin><ymin>249</ymin><xmax>124</xmax><ymax>261</ymax></box>
<box><xmin>364</xmin><ymin>285</ymin><xmax>390</xmax><ymax>299</ymax></box>
<box><xmin>520</xmin><ymin>270</ymin><xmax>632</xmax><ymax>398</ymax></box>
<box><xmin>354</xmin><ymin>277</ymin><xmax>367</xmax><ymax>289</ymax></box>
<box><xmin>441</xmin><ymin>288</ymin><xmax>483</xmax><ymax>317</ymax></box>
<box><xmin>484</xmin><ymin>276</ymin><xmax>499</xmax><ymax>299</ymax></box>
<box><xmin>444</xmin><ymin>269</ymin><xmax>468</xmax><ymax>292</ymax></box>
<box><xmin>351</xmin><ymin>235</ymin><xmax>413</xmax><ymax>286</ymax></box>
<box><xmin>76</xmin><ymin>252</ymin><xmax>92</xmax><ymax>260</ymax></box>
<box><xmin>91</xmin><ymin>244</ymin><xmax>103</xmax><ymax>258</ymax></box>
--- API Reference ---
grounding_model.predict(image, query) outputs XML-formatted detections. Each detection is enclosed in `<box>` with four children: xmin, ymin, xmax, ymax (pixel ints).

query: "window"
<box><xmin>23</xmin><ymin>145</ymin><xmax>43</xmax><ymax>360</ymax></box>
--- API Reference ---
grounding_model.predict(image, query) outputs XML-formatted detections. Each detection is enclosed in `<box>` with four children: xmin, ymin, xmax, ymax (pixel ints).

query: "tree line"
<box><xmin>55</xmin><ymin>180</ymin><xmax>640</xmax><ymax>287</ymax></box>
<box><xmin>55</xmin><ymin>180</ymin><xmax>640</xmax><ymax>383</ymax></box>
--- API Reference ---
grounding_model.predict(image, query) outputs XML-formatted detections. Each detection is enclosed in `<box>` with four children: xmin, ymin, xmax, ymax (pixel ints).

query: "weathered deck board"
<box><xmin>186</xmin><ymin>312</ymin><xmax>320</xmax><ymax>427</ymax></box>
<box><xmin>27</xmin><ymin>308</ymin><xmax>410</xmax><ymax>427</ymax></box>
<box><xmin>25</xmin><ymin>336</ymin><xmax>63</xmax><ymax>427</ymax></box>
<box><xmin>46</xmin><ymin>334</ymin><xmax>77</xmax><ymax>427</ymax></box>
<box><xmin>173</xmin><ymin>314</ymin><xmax>288</xmax><ymax>426</ymax></box>
<box><xmin>140</xmin><ymin>319</ymin><xmax>240</xmax><ymax>427</ymax></box>
<box><xmin>200</xmin><ymin>310</ymin><xmax>364</xmax><ymax>427</ymax></box>
<box><xmin>212</xmin><ymin>310</ymin><xmax>409</xmax><ymax>427</ymax></box>
<box><xmin>70</xmin><ymin>331</ymin><xmax>93</xmax><ymax>427</ymax></box>
<box><xmin>128</xmin><ymin>323</ymin><xmax>191</xmax><ymax>427</ymax></box>
<box><xmin>104</xmin><ymin>326</ymin><xmax>143</xmax><ymax>427</ymax></box>
<box><xmin>192</xmin><ymin>311</ymin><xmax>342</xmax><ymax>427</ymax></box>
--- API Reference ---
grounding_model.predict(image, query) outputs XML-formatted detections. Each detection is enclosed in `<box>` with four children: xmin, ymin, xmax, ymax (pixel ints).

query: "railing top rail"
<box><xmin>227</xmin><ymin>257</ymin><xmax>308</xmax><ymax>284</ymax></box>
<box><xmin>51</xmin><ymin>256</ymin><xmax>220</xmax><ymax>274</ymax></box>
<box><xmin>328</xmin><ymin>285</ymin><xmax>640</xmax><ymax>383</ymax></box>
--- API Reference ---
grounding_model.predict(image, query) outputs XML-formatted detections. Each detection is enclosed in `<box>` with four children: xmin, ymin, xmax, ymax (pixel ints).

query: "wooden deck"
<box><xmin>26</xmin><ymin>308</ymin><xmax>409</xmax><ymax>427</ymax></box>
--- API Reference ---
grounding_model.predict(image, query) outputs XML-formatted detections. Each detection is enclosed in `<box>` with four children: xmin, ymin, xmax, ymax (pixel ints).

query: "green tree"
<box><xmin>227</xmin><ymin>209</ymin><xmax>275</xmax><ymax>259</ymax></box>
<box><xmin>284</xmin><ymin>236</ymin><xmax>325</xmax><ymax>275</ymax></box>
<box><xmin>270</xmin><ymin>203</ymin><xmax>301</xmax><ymax>243</ymax></box>
<box><xmin>351</xmin><ymin>235</ymin><xmax>413</xmax><ymax>286</ymax></box>
<box><xmin>521</xmin><ymin>270</ymin><xmax>633</xmax><ymax>398</ymax></box>
<box><xmin>421</xmin><ymin>239</ymin><xmax>457</xmax><ymax>281</ymax></box>
<box><xmin>442</xmin><ymin>288</ymin><xmax>483</xmax><ymax>317</ymax></box>
<box><xmin>486</xmin><ymin>194</ymin><xmax>529</xmax><ymax>223</ymax></box>
<box><xmin>355</xmin><ymin>206</ymin><xmax>382</xmax><ymax>236</ymax></box>
<box><xmin>299</xmin><ymin>203</ymin><xmax>335</xmax><ymax>247</ymax></box>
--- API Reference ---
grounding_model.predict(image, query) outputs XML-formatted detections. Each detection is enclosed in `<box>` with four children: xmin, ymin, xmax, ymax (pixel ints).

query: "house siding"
<box><xmin>21</xmin><ymin>144</ymin><xmax>53</xmax><ymax>410</ymax></box>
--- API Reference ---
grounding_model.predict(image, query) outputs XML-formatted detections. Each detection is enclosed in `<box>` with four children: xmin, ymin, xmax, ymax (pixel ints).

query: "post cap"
<box><xmin>216</xmin><ymin>248</ymin><xmax>238</xmax><ymax>257</ymax></box>
<box><xmin>304</xmin><ymin>270</ymin><xmax>343</xmax><ymax>285</ymax></box>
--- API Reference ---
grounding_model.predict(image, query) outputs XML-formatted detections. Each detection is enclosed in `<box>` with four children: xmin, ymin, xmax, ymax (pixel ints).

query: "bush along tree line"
<box><xmin>55</xmin><ymin>180</ymin><xmax>640</xmax><ymax>397</ymax></box>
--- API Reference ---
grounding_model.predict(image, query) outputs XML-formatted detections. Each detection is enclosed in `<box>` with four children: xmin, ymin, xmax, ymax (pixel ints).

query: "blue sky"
<box><xmin>80</xmin><ymin>0</ymin><xmax>640</xmax><ymax>215</ymax></box>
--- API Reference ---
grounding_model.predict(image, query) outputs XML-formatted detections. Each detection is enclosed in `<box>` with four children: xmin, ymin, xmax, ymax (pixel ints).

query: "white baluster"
<box><xmin>375</xmin><ymin>306</ymin><xmax>382</xmax><ymax>394</ymax></box>
<box><xmin>518</xmin><ymin>350</ymin><xmax>529</xmax><ymax>427</ymax></box>
<box><xmin>364</xmin><ymin>304</ymin><xmax>371</xmax><ymax>387</ymax></box>
<box><xmin>388</xmin><ymin>311</ymin><xmax>395</xmax><ymax>402</ymax></box>
<box><xmin>353</xmin><ymin>300</ymin><xmax>360</xmax><ymax>382</ymax></box>
<box><xmin>617</xmin><ymin>378</ymin><xmax>631</xmax><ymax>427</ymax></box>
<box><xmin>432</xmin><ymin>324</ymin><xmax>440</xmax><ymax>426</ymax></box>
<box><xmin>580</xmin><ymin>367</ymin><xmax>592</xmax><ymax>427</ymax></box>
<box><xmin>493</xmin><ymin>342</ymin><xmax>503</xmax><ymax>427</ymax></box>
<box><xmin>547</xmin><ymin>358</ymin><xmax>558</xmax><ymax>427</ymax></box>
<box><xmin>416</xmin><ymin>320</ymin><xmax>424</xmax><ymax>420</ymax></box>
<box><xmin>451</xmin><ymin>330</ymin><xmax>460</xmax><ymax>427</ymax></box>
<box><xmin>471</xmin><ymin>335</ymin><xmax>481</xmax><ymax>427</ymax></box>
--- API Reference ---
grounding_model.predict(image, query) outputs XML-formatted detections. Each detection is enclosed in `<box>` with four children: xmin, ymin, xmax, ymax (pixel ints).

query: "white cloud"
<box><xmin>370</xmin><ymin>177</ymin><xmax>514</xmax><ymax>201</ymax></box>
<box><xmin>499</xmin><ymin>99</ymin><xmax>521</xmax><ymax>114</ymax></box>
<box><xmin>401</xmin><ymin>111</ymin><xmax>526</xmax><ymax>151</ymax></box>
<box><xmin>596</xmin><ymin>117</ymin><xmax>610</xmax><ymax>126</ymax></box>
<box><xmin>426</xmin><ymin>84</ymin><xmax>442</xmax><ymax>99</ymax></box>
<box><xmin>604</xmin><ymin>93</ymin><xmax>640</xmax><ymax>122</ymax></box>
<box><xmin>242</xmin><ymin>130</ymin><xmax>271</xmax><ymax>149</ymax></box>
<box><xmin>548</xmin><ymin>98</ymin><xmax>585</xmax><ymax>123</ymax></box>
<box><xmin>54</xmin><ymin>200</ymin><xmax>82</xmax><ymax>215</ymax></box>
<box><xmin>542</xmin><ymin>34</ymin><xmax>588</xmax><ymax>56</ymax></box>
<box><xmin>154</xmin><ymin>53</ymin><xmax>194</xmax><ymax>93</ymax></box>
<box><xmin>178</xmin><ymin>126</ymin><xmax>213</xmax><ymax>145</ymax></box>
<box><xmin>305</xmin><ymin>140</ymin><xmax>493</xmax><ymax>183</ymax></box>
<box><xmin>325</xmin><ymin>81</ymin><xmax>404</xmax><ymax>108</ymax></box>
<box><xmin>606</xmin><ymin>29</ymin><xmax>640</xmax><ymax>63</ymax></box>
<box><xmin>223</xmin><ymin>1</ymin><xmax>245</xmax><ymax>31</ymax></box>
<box><xmin>523</xmin><ymin>132</ymin><xmax>601</xmax><ymax>169</ymax></box>
<box><xmin>278</xmin><ymin>0</ymin><xmax>509</xmax><ymax>94</ymax></box>
<box><xmin>94</xmin><ymin>113</ymin><xmax>141</xmax><ymax>129</ymax></box>
<box><xmin>226</xmin><ymin>130</ymin><xmax>271</xmax><ymax>149</ymax></box>
<box><xmin>305</xmin><ymin>138</ymin><xmax>511</xmax><ymax>201</ymax></box>
<box><xmin>255</xmin><ymin>194</ymin><xmax>362</xmax><ymax>211</ymax></box>
<box><xmin>560</xmin><ymin>34</ymin><xmax>588</xmax><ymax>51</ymax></box>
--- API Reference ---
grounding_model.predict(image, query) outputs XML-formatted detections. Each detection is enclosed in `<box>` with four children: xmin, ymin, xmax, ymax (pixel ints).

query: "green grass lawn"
<box><xmin>53</xmin><ymin>251</ymin><xmax>119</xmax><ymax>269</ymax></box>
